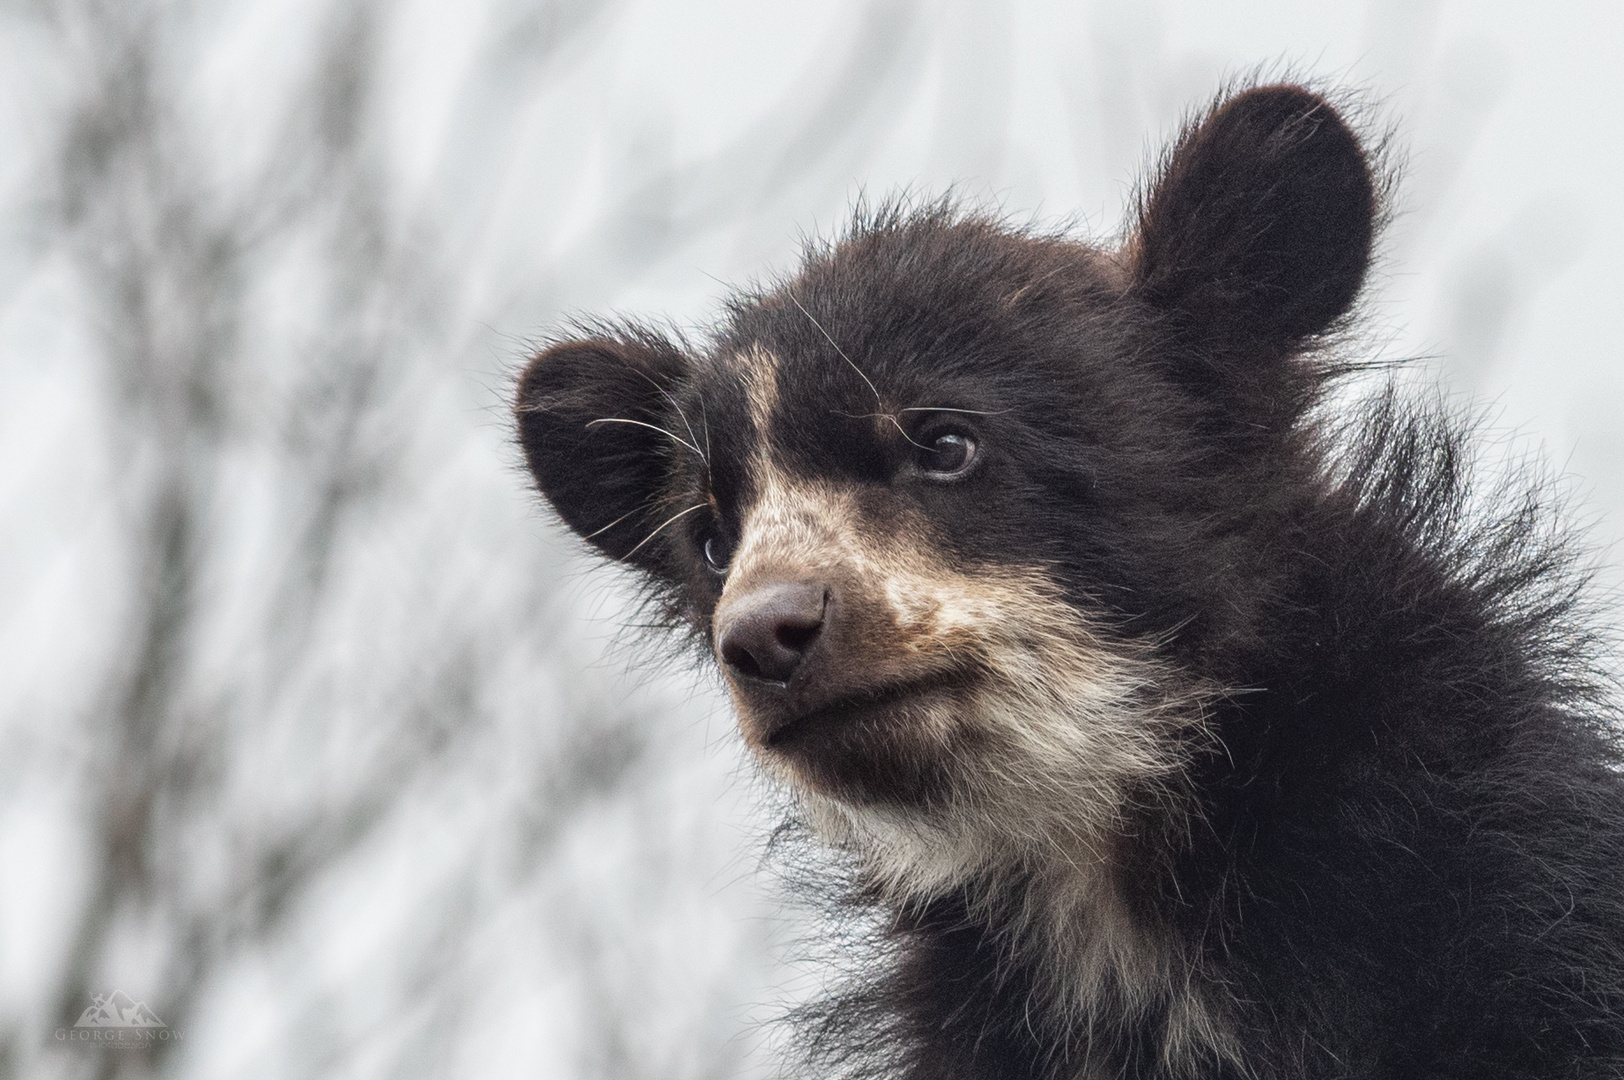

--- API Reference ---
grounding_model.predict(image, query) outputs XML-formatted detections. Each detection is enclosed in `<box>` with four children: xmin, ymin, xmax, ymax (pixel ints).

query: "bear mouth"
<box><xmin>744</xmin><ymin>676</ymin><xmax>976</xmax><ymax>805</ymax></box>
<box><xmin>759</xmin><ymin>679</ymin><xmax>940</xmax><ymax>750</ymax></box>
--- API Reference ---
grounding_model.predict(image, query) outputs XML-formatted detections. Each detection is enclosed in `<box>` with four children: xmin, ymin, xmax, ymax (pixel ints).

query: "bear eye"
<box><xmin>703</xmin><ymin>532</ymin><xmax>733</xmax><ymax>575</ymax></box>
<box><xmin>917</xmin><ymin>431</ymin><xmax>977</xmax><ymax>478</ymax></box>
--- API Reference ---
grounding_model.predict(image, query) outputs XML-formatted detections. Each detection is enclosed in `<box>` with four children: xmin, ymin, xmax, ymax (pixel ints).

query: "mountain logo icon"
<box><xmin>73</xmin><ymin>992</ymin><xmax>166</xmax><ymax>1029</ymax></box>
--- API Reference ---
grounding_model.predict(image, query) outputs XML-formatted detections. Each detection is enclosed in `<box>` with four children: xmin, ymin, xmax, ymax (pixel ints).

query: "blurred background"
<box><xmin>2</xmin><ymin>1</ymin><xmax>1621</xmax><ymax>1076</ymax></box>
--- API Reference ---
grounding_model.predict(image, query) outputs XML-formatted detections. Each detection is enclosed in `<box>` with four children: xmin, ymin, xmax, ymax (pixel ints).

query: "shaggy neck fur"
<box><xmin>795</xmin><ymin>650</ymin><xmax>1241</xmax><ymax>1080</ymax></box>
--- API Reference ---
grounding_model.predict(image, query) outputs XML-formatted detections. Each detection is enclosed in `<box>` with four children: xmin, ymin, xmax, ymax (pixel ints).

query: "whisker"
<box><xmin>884</xmin><ymin>415</ymin><xmax>931</xmax><ymax>450</ymax></box>
<box><xmin>586</xmin><ymin>417</ymin><xmax>705</xmax><ymax>459</ymax></box>
<box><xmin>619</xmin><ymin>366</ymin><xmax>709</xmax><ymax>466</ymax></box>
<box><xmin>662</xmin><ymin>391</ymin><xmax>708</xmax><ymax>464</ymax></box>
<box><xmin>897</xmin><ymin>406</ymin><xmax>1013</xmax><ymax>416</ymax></box>
<box><xmin>789</xmin><ymin>292</ymin><xmax>883</xmax><ymax>410</ymax></box>
<box><xmin>832</xmin><ymin>409</ymin><xmax>934</xmax><ymax>449</ymax></box>
<box><xmin>583</xmin><ymin>484</ymin><xmax>691</xmax><ymax>540</ymax></box>
<box><xmin>622</xmin><ymin>502</ymin><xmax>707</xmax><ymax>560</ymax></box>
<box><xmin>581</xmin><ymin>505</ymin><xmax>643</xmax><ymax>541</ymax></box>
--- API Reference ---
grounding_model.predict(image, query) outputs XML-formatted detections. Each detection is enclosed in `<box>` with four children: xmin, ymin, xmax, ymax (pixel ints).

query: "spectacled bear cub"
<box><xmin>515</xmin><ymin>84</ymin><xmax>1624</xmax><ymax>1079</ymax></box>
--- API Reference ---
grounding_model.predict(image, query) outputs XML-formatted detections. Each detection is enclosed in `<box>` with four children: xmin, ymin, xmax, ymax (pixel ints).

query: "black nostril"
<box><xmin>716</xmin><ymin>582</ymin><xmax>828</xmax><ymax>685</ymax></box>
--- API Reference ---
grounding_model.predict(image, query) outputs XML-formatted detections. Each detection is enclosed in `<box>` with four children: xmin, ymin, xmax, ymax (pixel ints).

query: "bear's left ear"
<box><xmin>515</xmin><ymin>331</ymin><xmax>692</xmax><ymax>577</ymax></box>
<box><xmin>1130</xmin><ymin>84</ymin><xmax>1377</xmax><ymax>350</ymax></box>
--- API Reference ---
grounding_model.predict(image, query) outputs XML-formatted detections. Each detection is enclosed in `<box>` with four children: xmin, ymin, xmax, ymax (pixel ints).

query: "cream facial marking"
<box><xmin>730</xmin><ymin>344</ymin><xmax>780</xmax><ymax>451</ymax></box>
<box><xmin>716</xmin><ymin>460</ymin><xmax>1213</xmax><ymax>858</ymax></box>
<box><xmin>706</xmin><ymin>344</ymin><xmax>1233</xmax><ymax>1077</ymax></box>
<box><xmin>715</xmin><ymin>463</ymin><xmax>1234</xmax><ymax>1077</ymax></box>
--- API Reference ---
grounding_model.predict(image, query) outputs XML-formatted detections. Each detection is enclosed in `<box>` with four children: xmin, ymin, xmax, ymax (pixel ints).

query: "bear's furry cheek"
<box><xmin>710</xmin><ymin>471</ymin><xmax>1216</xmax><ymax>891</ymax></box>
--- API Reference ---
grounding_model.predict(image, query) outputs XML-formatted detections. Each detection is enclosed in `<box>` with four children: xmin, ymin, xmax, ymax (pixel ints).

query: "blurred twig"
<box><xmin>1</xmin><ymin>1</ymin><xmax>926</xmax><ymax>1078</ymax></box>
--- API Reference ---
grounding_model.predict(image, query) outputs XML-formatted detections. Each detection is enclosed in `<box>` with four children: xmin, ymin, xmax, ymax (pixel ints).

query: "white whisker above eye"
<box><xmin>897</xmin><ymin>406</ymin><xmax>1012</xmax><ymax>416</ymax></box>
<box><xmin>789</xmin><ymin>292</ymin><xmax>884</xmax><ymax>411</ymax></box>
<box><xmin>585</xmin><ymin>416</ymin><xmax>705</xmax><ymax>459</ymax></box>
<box><xmin>661</xmin><ymin>391</ymin><xmax>709</xmax><ymax>466</ymax></box>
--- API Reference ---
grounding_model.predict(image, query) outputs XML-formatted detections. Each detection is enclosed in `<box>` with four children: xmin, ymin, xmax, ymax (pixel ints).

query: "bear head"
<box><xmin>516</xmin><ymin>84</ymin><xmax>1378</xmax><ymax>897</ymax></box>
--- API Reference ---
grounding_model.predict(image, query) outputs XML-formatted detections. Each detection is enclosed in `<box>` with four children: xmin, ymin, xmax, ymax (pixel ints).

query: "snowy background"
<box><xmin>2</xmin><ymin>1</ymin><xmax>1622</xmax><ymax>1077</ymax></box>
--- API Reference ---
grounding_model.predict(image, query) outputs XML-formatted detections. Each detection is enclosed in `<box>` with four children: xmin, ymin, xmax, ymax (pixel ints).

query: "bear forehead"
<box><xmin>688</xmin><ymin>275</ymin><xmax>1133</xmax><ymax>496</ymax></box>
<box><xmin>704</xmin><ymin>219</ymin><xmax>1128</xmax><ymax>412</ymax></box>
<box><xmin>691</xmin><ymin>340</ymin><xmax>989</xmax><ymax>521</ymax></box>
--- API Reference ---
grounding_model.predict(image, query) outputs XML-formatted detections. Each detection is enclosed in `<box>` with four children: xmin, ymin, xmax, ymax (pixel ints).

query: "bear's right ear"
<box><xmin>516</xmin><ymin>333</ymin><xmax>692</xmax><ymax>575</ymax></box>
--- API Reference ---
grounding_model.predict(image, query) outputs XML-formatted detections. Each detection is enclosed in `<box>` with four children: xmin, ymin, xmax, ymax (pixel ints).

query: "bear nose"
<box><xmin>716</xmin><ymin>582</ymin><xmax>827</xmax><ymax>684</ymax></box>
